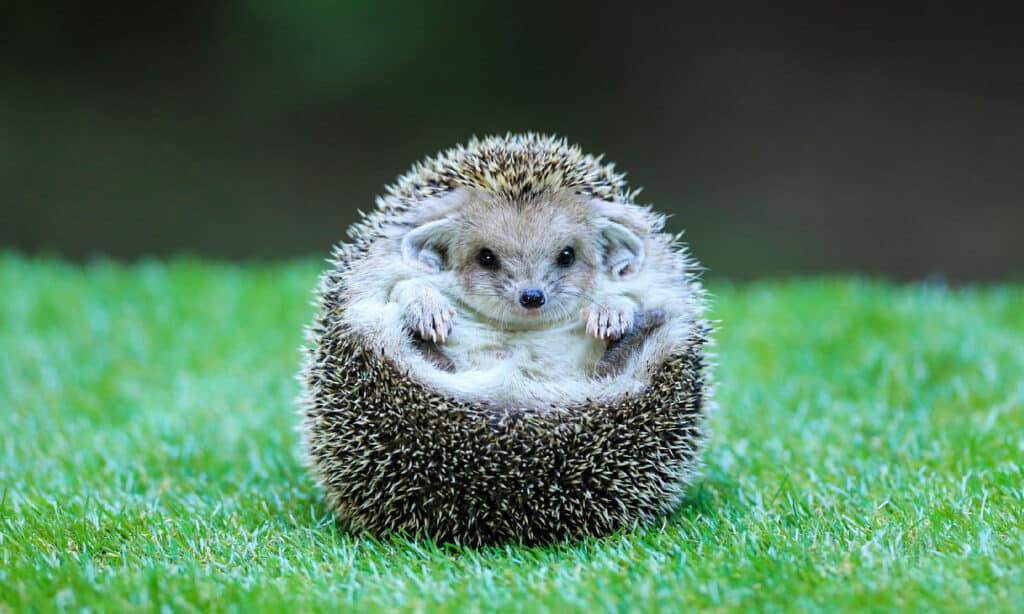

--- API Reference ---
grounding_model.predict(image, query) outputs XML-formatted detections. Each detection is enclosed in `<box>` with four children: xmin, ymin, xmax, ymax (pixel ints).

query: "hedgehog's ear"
<box><xmin>598</xmin><ymin>220</ymin><xmax>645</xmax><ymax>279</ymax></box>
<box><xmin>402</xmin><ymin>218</ymin><xmax>457</xmax><ymax>272</ymax></box>
<box><xmin>592</xmin><ymin>199</ymin><xmax>654</xmax><ymax>279</ymax></box>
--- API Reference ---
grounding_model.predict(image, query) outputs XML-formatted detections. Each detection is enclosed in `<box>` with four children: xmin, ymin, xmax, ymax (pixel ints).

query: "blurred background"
<box><xmin>3</xmin><ymin>3</ymin><xmax>1022</xmax><ymax>280</ymax></box>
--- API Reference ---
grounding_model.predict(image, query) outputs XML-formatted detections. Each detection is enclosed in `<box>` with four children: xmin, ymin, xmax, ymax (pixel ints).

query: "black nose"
<box><xmin>519</xmin><ymin>289</ymin><xmax>546</xmax><ymax>309</ymax></box>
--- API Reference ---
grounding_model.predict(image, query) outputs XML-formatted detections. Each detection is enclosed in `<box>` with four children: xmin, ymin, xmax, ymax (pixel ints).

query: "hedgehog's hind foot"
<box><xmin>594</xmin><ymin>309</ymin><xmax>666</xmax><ymax>378</ymax></box>
<box><xmin>411</xmin><ymin>336</ymin><xmax>457</xmax><ymax>372</ymax></box>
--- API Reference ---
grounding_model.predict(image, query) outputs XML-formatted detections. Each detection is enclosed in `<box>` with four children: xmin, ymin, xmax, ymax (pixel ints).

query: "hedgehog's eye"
<box><xmin>556</xmin><ymin>246</ymin><xmax>575</xmax><ymax>267</ymax></box>
<box><xmin>477</xmin><ymin>248</ymin><xmax>499</xmax><ymax>269</ymax></box>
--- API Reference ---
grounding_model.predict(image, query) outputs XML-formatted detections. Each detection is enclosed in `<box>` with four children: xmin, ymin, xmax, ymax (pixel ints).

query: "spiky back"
<box><xmin>346</xmin><ymin>134</ymin><xmax>640</xmax><ymax>253</ymax></box>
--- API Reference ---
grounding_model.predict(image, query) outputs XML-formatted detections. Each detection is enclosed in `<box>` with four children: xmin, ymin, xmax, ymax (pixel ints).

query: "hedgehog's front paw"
<box><xmin>583</xmin><ymin>302</ymin><xmax>635</xmax><ymax>340</ymax></box>
<box><xmin>403</xmin><ymin>294</ymin><xmax>456</xmax><ymax>343</ymax></box>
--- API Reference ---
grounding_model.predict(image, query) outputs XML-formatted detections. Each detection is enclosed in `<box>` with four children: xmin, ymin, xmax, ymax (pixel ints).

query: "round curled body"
<box><xmin>299</xmin><ymin>134</ymin><xmax>713</xmax><ymax>545</ymax></box>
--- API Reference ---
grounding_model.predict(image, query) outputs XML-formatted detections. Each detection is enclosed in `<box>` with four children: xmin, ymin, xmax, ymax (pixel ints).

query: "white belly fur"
<box><xmin>416</xmin><ymin>315</ymin><xmax>609</xmax><ymax>409</ymax></box>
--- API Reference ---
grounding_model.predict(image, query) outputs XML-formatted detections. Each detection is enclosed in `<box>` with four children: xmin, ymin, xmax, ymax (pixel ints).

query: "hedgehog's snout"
<box><xmin>518</xmin><ymin>288</ymin><xmax>546</xmax><ymax>309</ymax></box>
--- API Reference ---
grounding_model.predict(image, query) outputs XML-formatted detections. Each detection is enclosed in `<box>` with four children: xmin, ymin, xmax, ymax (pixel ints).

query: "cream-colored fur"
<box><xmin>339</xmin><ymin>188</ymin><xmax>697</xmax><ymax>410</ymax></box>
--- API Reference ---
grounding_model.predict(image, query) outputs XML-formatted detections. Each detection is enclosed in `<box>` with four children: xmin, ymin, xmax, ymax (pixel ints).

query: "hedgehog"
<box><xmin>299</xmin><ymin>134</ymin><xmax>713</xmax><ymax>546</ymax></box>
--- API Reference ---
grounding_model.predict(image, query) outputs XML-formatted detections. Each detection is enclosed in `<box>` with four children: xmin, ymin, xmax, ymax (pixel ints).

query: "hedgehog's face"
<box><xmin>401</xmin><ymin>189</ymin><xmax>647</xmax><ymax>330</ymax></box>
<box><xmin>446</xmin><ymin>200</ymin><xmax>600</xmax><ymax>327</ymax></box>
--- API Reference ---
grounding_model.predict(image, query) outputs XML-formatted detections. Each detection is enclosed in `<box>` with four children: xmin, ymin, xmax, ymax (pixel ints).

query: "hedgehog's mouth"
<box><xmin>453</xmin><ymin>297</ymin><xmax>577</xmax><ymax>332</ymax></box>
<box><xmin>510</xmin><ymin>305</ymin><xmax>544</xmax><ymax>318</ymax></box>
<box><xmin>497</xmin><ymin>312</ymin><xmax>579</xmax><ymax>332</ymax></box>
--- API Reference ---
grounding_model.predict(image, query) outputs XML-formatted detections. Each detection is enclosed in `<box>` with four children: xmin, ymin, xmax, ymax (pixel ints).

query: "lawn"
<box><xmin>1</xmin><ymin>254</ymin><xmax>1022</xmax><ymax>612</ymax></box>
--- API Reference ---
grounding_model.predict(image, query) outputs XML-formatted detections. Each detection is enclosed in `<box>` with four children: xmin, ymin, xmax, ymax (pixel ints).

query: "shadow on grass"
<box><xmin>300</xmin><ymin>471</ymin><xmax>746</xmax><ymax>565</ymax></box>
<box><xmin>671</xmin><ymin>468</ymin><xmax>745</xmax><ymax>524</ymax></box>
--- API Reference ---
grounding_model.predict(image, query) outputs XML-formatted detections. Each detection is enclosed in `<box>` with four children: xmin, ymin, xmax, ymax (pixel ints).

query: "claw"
<box><xmin>404</xmin><ymin>293</ymin><xmax>456</xmax><ymax>344</ymax></box>
<box><xmin>583</xmin><ymin>302</ymin><xmax>636</xmax><ymax>340</ymax></box>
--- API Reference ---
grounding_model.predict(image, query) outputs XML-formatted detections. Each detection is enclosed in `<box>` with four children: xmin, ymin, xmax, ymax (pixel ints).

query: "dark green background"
<box><xmin>4</xmin><ymin>3</ymin><xmax>1022</xmax><ymax>279</ymax></box>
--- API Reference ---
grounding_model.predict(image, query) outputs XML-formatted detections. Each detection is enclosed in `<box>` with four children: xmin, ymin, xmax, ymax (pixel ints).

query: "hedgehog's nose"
<box><xmin>519</xmin><ymin>288</ymin><xmax>546</xmax><ymax>309</ymax></box>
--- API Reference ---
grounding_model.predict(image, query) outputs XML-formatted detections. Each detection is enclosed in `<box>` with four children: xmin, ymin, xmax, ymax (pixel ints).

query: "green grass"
<box><xmin>1</xmin><ymin>254</ymin><xmax>1022</xmax><ymax>612</ymax></box>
